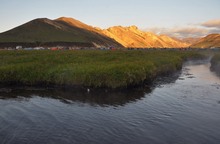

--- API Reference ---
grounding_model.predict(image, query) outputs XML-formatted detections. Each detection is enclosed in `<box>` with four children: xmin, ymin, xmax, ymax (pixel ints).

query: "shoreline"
<box><xmin>0</xmin><ymin>50</ymin><xmax>207</xmax><ymax>90</ymax></box>
<box><xmin>0</xmin><ymin>67</ymin><xmax>182</xmax><ymax>94</ymax></box>
<box><xmin>210</xmin><ymin>53</ymin><xmax>220</xmax><ymax>75</ymax></box>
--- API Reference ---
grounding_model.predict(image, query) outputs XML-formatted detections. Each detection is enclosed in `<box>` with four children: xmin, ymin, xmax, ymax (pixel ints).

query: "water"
<box><xmin>0</xmin><ymin>60</ymin><xmax>220</xmax><ymax>144</ymax></box>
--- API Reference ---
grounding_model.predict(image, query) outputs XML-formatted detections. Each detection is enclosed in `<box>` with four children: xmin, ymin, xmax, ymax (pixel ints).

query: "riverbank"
<box><xmin>0</xmin><ymin>50</ymin><xmax>206</xmax><ymax>89</ymax></box>
<box><xmin>1</xmin><ymin>51</ymin><xmax>220</xmax><ymax>144</ymax></box>
<box><xmin>211</xmin><ymin>53</ymin><xmax>220</xmax><ymax>75</ymax></box>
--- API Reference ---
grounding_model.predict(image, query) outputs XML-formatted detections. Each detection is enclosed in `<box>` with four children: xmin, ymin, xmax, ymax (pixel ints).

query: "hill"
<box><xmin>180</xmin><ymin>37</ymin><xmax>201</xmax><ymax>45</ymax></box>
<box><xmin>0</xmin><ymin>18</ymin><xmax>123</xmax><ymax>48</ymax></box>
<box><xmin>190</xmin><ymin>34</ymin><xmax>220</xmax><ymax>48</ymax></box>
<box><xmin>2</xmin><ymin>17</ymin><xmax>216</xmax><ymax>48</ymax></box>
<box><xmin>99</xmin><ymin>25</ymin><xmax>189</xmax><ymax>48</ymax></box>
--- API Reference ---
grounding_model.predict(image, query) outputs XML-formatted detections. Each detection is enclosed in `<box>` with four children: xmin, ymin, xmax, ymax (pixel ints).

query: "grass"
<box><xmin>0</xmin><ymin>50</ymin><xmax>206</xmax><ymax>89</ymax></box>
<box><xmin>210</xmin><ymin>52</ymin><xmax>220</xmax><ymax>75</ymax></box>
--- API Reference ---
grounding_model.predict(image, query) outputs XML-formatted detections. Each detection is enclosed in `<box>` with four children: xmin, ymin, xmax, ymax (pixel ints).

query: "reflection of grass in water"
<box><xmin>0</xmin><ymin>87</ymin><xmax>151</xmax><ymax>106</ymax></box>
<box><xmin>0</xmin><ymin>50</ymin><xmax>205</xmax><ymax>88</ymax></box>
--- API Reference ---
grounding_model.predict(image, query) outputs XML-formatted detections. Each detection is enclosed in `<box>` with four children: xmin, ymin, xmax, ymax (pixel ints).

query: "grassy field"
<box><xmin>0</xmin><ymin>50</ymin><xmax>206</xmax><ymax>89</ymax></box>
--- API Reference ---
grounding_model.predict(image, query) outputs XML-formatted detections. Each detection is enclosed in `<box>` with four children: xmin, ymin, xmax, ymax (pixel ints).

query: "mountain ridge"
<box><xmin>190</xmin><ymin>34</ymin><xmax>220</xmax><ymax>48</ymax></box>
<box><xmin>0</xmin><ymin>17</ymin><xmax>123</xmax><ymax>48</ymax></box>
<box><xmin>100</xmin><ymin>25</ymin><xmax>189</xmax><ymax>48</ymax></box>
<box><xmin>0</xmin><ymin>17</ymin><xmax>219</xmax><ymax>48</ymax></box>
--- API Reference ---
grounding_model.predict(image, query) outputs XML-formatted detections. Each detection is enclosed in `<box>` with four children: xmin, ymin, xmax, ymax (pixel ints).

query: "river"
<box><xmin>0</xmin><ymin>59</ymin><xmax>220</xmax><ymax>144</ymax></box>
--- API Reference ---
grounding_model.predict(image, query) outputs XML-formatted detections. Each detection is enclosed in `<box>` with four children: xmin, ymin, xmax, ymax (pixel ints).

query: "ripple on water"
<box><xmin>1</xmin><ymin>61</ymin><xmax>220</xmax><ymax>144</ymax></box>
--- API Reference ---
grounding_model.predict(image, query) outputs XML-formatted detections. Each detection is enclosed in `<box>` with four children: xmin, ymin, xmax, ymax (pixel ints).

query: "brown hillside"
<box><xmin>0</xmin><ymin>17</ymin><xmax>123</xmax><ymax>48</ymax></box>
<box><xmin>1</xmin><ymin>17</ymin><xmax>209</xmax><ymax>48</ymax></box>
<box><xmin>100</xmin><ymin>25</ymin><xmax>189</xmax><ymax>48</ymax></box>
<box><xmin>190</xmin><ymin>34</ymin><xmax>220</xmax><ymax>48</ymax></box>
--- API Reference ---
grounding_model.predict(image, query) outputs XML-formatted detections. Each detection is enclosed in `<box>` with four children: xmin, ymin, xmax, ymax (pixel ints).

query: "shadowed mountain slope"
<box><xmin>1</xmin><ymin>17</ymin><xmax>218</xmax><ymax>48</ymax></box>
<box><xmin>0</xmin><ymin>18</ymin><xmax>123</xmax><ymax>48</ymax></box>
<box><xmin>190</xmin><ymin>34</ymin><xmax>220</xmax><ymax>48</ymax></box>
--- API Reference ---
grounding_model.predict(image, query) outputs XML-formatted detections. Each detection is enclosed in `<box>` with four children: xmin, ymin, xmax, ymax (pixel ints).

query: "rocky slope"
<box><xmin>99</xmin><ymin>25</ymin><xmax>189</xmax><ymax>48</ymax></box>
<box><xmin>190</xmin><ymin>34</ymin><xmax>220</xmax><ymax>48</ymax></box>
<box><xmin>0</xmin><ymin>17</ymin><xmax>122</xmax><ymax>48</ymax></box>
<box><xmin>3</xmin><ymin>17</ymin><xmax>218</xmax><ymax>48</ymax></box>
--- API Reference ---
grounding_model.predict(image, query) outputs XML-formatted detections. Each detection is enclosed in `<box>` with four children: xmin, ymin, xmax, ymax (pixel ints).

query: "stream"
<box><xmin>0</xmin><ymin>59</ymin><xmax>220</xmax><ymax>144</ymax></box>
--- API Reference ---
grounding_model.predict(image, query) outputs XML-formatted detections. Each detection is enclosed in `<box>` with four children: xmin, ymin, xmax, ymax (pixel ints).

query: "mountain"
<box><xmin>0</xmin><ymin>17</ymin><xmax>123</xmax><ymax>48</ymax></box>
<box><xmin>99</xmin><ymin>25</ymin><xmax>189</xmax><ymax>48</ymax></box>
<box><xmin>190</xmin><ymin>34</ymin><xmax>220</xmax><ymax>48</ymax></box>
<box><xmin>158</xmin><ymin>35</ymin><xmax>190</xmax><ymax>48</ymax></box>
<box><xmin>1</xmin><ymin>17</ymin><xmax>209</xmax><ymax>48</ymax></box>
<box><xmin>181</xmin><ymin>37</ymin><xmax>201</xmax><ymax>45</ymax></box>
<box><xmin>56</xmin><ymin>17</ymin><xmax>97</xmax><ymax>32</ymax></box>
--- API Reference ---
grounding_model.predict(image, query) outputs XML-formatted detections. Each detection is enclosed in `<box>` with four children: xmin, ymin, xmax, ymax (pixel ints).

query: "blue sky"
<box><xmin>0</xmin><ymin>0</ymin><xmax>220</xmax><ymax>38</ymax></box>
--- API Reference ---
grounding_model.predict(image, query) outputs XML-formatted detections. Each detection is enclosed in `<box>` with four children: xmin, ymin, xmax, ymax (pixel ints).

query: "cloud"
<box><xmin>201</xmin><ymin>19</ymin><xmax>220</xmax><ymax>28</ymax></box>
<box><xmin>144</xmin><ymin>27</ymin><xmax>166</xmax><ymax>35</ymax></box>
<box><xmin>143</xmin><ymin>19</ymin><xmax>220</xmax><ymax>38</ymax></box>
<box><xmin>170</xmin><ymin>27</ymin><xmax>209</xmax><ymax>37</ymax></box>
<box><xmin>209</xmin><ymin>28</ymin><xmax>220</xmax><ymax>34</ymax></box>
<box><xmin>145</xmin><ymin>27</ymin><xmax>209</xmax><ymax>38</ymax></box>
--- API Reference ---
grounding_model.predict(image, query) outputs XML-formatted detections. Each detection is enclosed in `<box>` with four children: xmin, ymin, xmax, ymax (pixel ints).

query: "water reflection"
<box><xmin>0</xmin><ymin>88</ymin><xmax>146</xmax><ymax>106</ymax></box>
<box><xmin>1</xmin><ymin>60</ymin><xmax>220</xmax><ymax>144</ymax></box>
<box><xmin>0</xmin><ymin>70</ymin><xmax>181</xmax><ymax>107</ymax></box>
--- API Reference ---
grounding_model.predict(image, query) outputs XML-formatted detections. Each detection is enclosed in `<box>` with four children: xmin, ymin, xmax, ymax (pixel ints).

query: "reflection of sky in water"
<box><xmin>0</xmin><ymin>61</ymin><xmax>220</xmax><ymax>144</ymax></box>
<box><xmin>180</xmin><ymin>63</ymin><xmax>220</xmax><ymax>85</ymax></box>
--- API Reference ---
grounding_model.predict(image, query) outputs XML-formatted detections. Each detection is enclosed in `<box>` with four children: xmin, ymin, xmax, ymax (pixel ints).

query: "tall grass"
<box><xmin>210</xmin><ymin>52</ymin><xmax>220</xmax><ymax>75</ymax></box>
<box><xmin>0</xmin><ymin>50</ymin><xmax>205</xmax><ymax>88</ymax></box>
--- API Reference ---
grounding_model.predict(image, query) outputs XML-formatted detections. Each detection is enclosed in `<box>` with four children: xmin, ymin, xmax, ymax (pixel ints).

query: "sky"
<box><xmin>0</xmin><ymin>0</ymin><xmax>220</xmax><ymax>38</ymax></box>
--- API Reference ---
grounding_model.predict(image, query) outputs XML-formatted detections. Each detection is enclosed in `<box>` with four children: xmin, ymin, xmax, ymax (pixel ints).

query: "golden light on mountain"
<box><xmin>100</xmin><ymin>25</ymin><xmax>189</xmax><ymax>48</ymax></box>
<box><xmin>0</xmin><ymin>17</ymin><xmax>219</xmax><ymax>48</ymax></box>
<box><xmin>190</xmin><ymin>34</ymin><xmax>220</xmax><ymax>48</ymax></box>
<box><xmin>52</xmin><ymin>17</ymin><xmax>190</xmax><ymax>48</ymax></box>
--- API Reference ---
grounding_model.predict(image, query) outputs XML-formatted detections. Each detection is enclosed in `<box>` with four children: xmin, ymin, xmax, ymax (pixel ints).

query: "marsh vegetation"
<box><xmin>0</xmin><ymin>50</ymin><xmax>206</xmax><ymax>88</ymax></box>
<box><xmin>211</xmin><ymin>52</ymin><xmax>220</xmax><ymax>75</ymax></box>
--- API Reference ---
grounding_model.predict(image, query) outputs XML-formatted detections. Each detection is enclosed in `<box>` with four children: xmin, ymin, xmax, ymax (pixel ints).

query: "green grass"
<box><xmin>0</xmin><ymin>50</ymin><xmax>206</xmax><ymax>88</ymax></box>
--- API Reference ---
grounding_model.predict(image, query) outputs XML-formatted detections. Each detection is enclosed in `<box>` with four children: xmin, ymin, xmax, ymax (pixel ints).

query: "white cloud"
<box><xmin>201</xmin><ymin>19</ymin><xmax>220</xmax><ymax>28</ymax></box>
<box><xmin>209</xmin><ymin>28</ymin><xmax>220</xmax><ymax>34</ymax></box>
<box><xmin>170</xmin><ymin>27</ymin><xmax>209</xmax><ymax>37</ymax></box>
<box><xmin>144</xmin><ymin>26</ymin><xmax>209</xmax><ymax>38</ymax></box>
<box><xmin>144</xmin><ymin>19</ymin><xmax>220</xmax><ymax>38</ymax></box>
